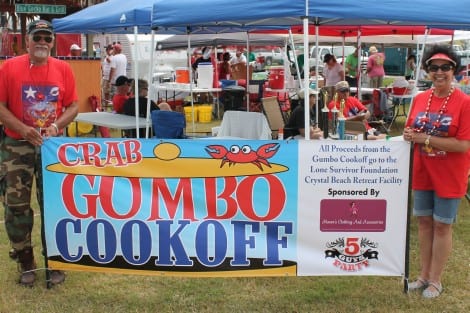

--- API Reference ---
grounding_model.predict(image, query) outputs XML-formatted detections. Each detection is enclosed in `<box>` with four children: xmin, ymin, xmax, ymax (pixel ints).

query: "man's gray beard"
<box><xmin>33</xmin><ymin>49</ymin><xmax>49</xmax><ymax>59</ymax></box>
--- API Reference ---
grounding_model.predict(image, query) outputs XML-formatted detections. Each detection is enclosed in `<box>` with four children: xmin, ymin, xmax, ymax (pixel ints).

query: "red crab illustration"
<box><xmin>205</xmin><ymin>143</ymin><xmax>280</xmax><ymax>170</ymax></box>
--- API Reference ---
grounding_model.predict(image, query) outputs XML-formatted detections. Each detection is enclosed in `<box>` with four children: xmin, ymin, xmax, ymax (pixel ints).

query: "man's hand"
<box><xmin>21</xmin><ymin>126</ymin><xmax>43</xmax><ymax>147</ymax></box>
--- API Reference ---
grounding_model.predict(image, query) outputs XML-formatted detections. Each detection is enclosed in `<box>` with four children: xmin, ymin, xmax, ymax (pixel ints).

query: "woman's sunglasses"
<box><xmin>428</xmin><ymin>64</ymin><xmax>453</xmax><ymax>72</ymax></box>
<box><xmin>32</xmin><ymin>35</ymin><xmax>54</xmax><ymax>43</ymax></box>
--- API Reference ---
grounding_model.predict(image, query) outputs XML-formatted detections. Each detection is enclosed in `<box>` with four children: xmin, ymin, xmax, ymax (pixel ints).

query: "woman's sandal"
<box><xmin>422</xmin><ymin>281</ymin><xmax>443</xmax><ymax>299</ymax></box>
<box><xmin>408</xmin><ymin>277</ymin><xmax>428</xmax><ymax>291</ymax></box>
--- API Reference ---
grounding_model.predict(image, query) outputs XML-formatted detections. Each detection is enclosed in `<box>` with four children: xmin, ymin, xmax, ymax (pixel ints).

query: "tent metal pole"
<box><xmin>415</xmin><ymin>28</ymin><xmax>429</xmax><ymax>86</ymax></box>
<box><xmin>187</xmin><ymin>31</ymin><xmax>196</xmax><ymax>134</ymax></box>
<box><xmin>134</xmin><ymin>26</ymin><xmax>140</xmax><ymax>138</ymax></box>
<box><xmin>246</xmin><ymin>32</ymin><xmax>250</xmax><ymax>111</ymax></box>
<box><xmin>357</xmin><ymin>29</ymin><xmax>362</xmax><ymax>100</ymax></box>
<box><xmin>288</xmin><ymin>29</ymin><xmax>302</xmax><ymax>89</ymax></box>
<box><xmin>145</xmin><ymin>30</ymin><xmax>156</xmax><ymax>139</ymax></box>
<box><xmin>303</xmin><ymin>17</ymin><xmax>310</xmax><ymax>140</ymax></box>
<box><xmin>314</xmin><ymin>24</ymin><xmax>319</xmax><ymax>127</ymax></box>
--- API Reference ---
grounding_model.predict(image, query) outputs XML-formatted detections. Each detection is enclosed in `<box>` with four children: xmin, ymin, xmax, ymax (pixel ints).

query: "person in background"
<box><xmin>403</xmin><ymin>45</ymin><xmax>470</xmax><ymax>299</ymax></box>
<box><xmin>328</xmin><ymin>80</ymin><xmax>386</xmax><ymax>139</ymax></box>
<box><xmin>405</xmin><ymin>54</ymin><xmax>417</xmax><ymax>80</ymax></box>
<box><xmin>322</xmin><ymin>53</ymin><xmax>344</xmax><ymax>87</ymax></box>
<box><xmin>219</xmin><ymin>52</ymin><xmax>232</xmax><ymax>80</ymax></box>
<box><xmin>192</xmin><ymin>47</ymin><xmax>212</xmax><ymax>71</ymax></box>
<box><xmin>112</xmin><ymin>75</ymin><xmax>132</xmax><ymax>114</ymax></box>
<box><xmin>321</xmin><ymin>53</ymin><xmax>344</xmax><ymax>105</ymax></box>
<box><xmin>68</xmin><ymin>44</ymin><xmax>81</xmax><ymax>57</ymax></box>
<box><xmin>367</xmin><ymin>45</ymin><xmax>386</xmax><ymax>88</ymax></box>
<box><xmin>191</xmin><ymin>49</ymin><xmax>202</xmax><ymax>67</ymax></box>
<box><xmin>122</xmin><ymin>79</ymin><xmax>160</xmax><ymax>138</ymax></box>
<box><xmin>0</xmin><ymin>19</ymin><xmax>78</xmax><ymax>287</ymax></box>
<box><xmin>284</xmin><ymin>88</ymin><xmax>323</xmax><ymax>139</ymax></box>
<box><xmin>309</xmin><ymin>66</ymin><xmax>317</xmax><ymax>77</ymax></box>
<box><xmin>11</xmin><ymin>36</ymin><xmax>20</xmax><ymax>56</ymax></box>
<box><xmin>296</xmin><ymin>52</ymin><xmax>305</xmax><ymax>79</ymax></box>
<box><xmin>101</xmin><ymin>44</ymin><xmax>114</xmax><ymax>102</ymax></box>
<box><xmin>247</xmin><ymin>49</ymin><xmax>256</xmax><ymax>63</ymax></box>
<box><xmin>108</xmin><ymin>43</ymin><xmax>128</xmax><ymax>96</ymax></box>
<box><xmin>122</xmin><ymin>79</ymin><xmax>159</xmax><ymax>138</ymax></box>
<box><xmin>230</xmin><ymin>49</ymin><xmax>247</xmax><ymax>67</ymax></box>
<box><xmin>158</xmin><ymin>102</ymin><xmax>172</xmax><ymax>111</ymax></box>
<box><xmin>344</xmin><ymin>47</ymin><xmax>359</xmax><ymax>87</ymax></box>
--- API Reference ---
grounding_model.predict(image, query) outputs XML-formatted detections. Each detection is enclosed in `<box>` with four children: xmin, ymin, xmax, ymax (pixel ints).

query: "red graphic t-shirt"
<box><xmin>0</xmin><ymin>55</ymin><xmax>78</xmax><ymax>139</ymax></box>
<box><xmin>406</xmin><ymin>88</ymin><xmax>470</xmax><ymax>197</ymax></box>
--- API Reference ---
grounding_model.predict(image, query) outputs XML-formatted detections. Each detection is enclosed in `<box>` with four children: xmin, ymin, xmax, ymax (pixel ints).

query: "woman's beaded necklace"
<box><xmin>414</xmin><ymin>87</ymin><xmax>453</xmax><ymax>135</ymax></box>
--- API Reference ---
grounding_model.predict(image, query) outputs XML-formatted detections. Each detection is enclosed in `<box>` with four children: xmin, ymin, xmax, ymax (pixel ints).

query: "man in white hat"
<box><xmin>69</xmin><ymin>43</ymin><xmax>82</xmax><ymax>57</ymax></box>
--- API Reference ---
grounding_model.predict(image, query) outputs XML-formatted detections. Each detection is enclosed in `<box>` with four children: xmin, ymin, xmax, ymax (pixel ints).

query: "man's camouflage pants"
<box><xmin>0</xmin><ymin>136</ymin><xmax>43</xmax><ymax>251</ymax></box>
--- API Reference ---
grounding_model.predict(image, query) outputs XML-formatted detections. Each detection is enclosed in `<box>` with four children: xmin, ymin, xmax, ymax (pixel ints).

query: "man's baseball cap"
<box><xmin>335</xmin><ymin>80</ymin><xmax>350</xmax><ymax>92</ymax></box>
<box><xmin>113</xmin><ymin>43</ymin><xmax>122</xmax><ymax>52</ymax></box>
<box><xmin>70</xmin><ymin>44</ymin><xmax>81</xmax><ymax>51</ymax></box>
<box><xmin>115</xmin><ymin>75</ymin><xmax>132</xmax><ymax>86</ymax></box>
<box><xmin>28</xmin><ymin>20</ymin><xmax>54</xmax><ymax>35</ymax></box>
<box><xmin>296</xmin><ymin>88</ymin><xmax>317</xmax><ymax>99</ymax></box>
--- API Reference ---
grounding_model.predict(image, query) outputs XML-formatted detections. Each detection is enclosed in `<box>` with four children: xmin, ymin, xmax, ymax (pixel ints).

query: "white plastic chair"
<box><xmin>217</xmin><ymin>111</ymin><xmax>272</xmax><ymax>139</ymax></box>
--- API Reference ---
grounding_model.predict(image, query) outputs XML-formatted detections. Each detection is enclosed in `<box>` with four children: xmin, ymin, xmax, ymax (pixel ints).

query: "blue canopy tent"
<box><xmin>51</xmin><ymin>0</ymin><xmax>295</xmax><ymax>136</ymax></box>
<box><xmin>52</xmin><ymin>0</ymin><xmax>176</xmax><ymax>138</ymax></box>
<box><xmin>151</xmin><ymin>0</ymin><xmax>470</xmax><ymax>30</ymax></box>
<box><xmin>151</xmin><ymin>0</ymin><xmax>470</xmax><ymax>139</ymax></box>
<box><xmin>52</xmin><ymin>0</ymin><xmax>154</xmax><ymax>34</ymax></box>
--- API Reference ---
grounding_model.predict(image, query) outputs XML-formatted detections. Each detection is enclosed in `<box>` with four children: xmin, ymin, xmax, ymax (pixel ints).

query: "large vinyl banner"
<box><xmin>42</xmin><ymin>138</ymin><xmax>410</xmax><ymax>277</ymax></box>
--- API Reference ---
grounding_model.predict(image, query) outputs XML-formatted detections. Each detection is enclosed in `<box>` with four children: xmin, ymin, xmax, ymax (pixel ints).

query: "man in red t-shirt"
<box><xmin>112</xmin><ymin>75</ymin><xmax>132</xmax><ymax>113</ymax></box>
<box><xmin>328</xmin><ymin>81</ymin><xmax>386</xmax><ymax>139</ymax></box>
<box><xmin>0</xmin><ymin>20</ymin><xmax>78</xmax><ymax>287</ymax></box>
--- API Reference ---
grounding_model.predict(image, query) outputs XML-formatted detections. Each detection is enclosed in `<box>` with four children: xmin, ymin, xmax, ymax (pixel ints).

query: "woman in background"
<box><xmin>405</xmin><ymin>54</ymin><xmax>416</xmax><ymax>80</ymax></box>
<box><xmin>219</xmin><ymin>52</ymin><xmax>232</xmax><ymax>80</ymax></box>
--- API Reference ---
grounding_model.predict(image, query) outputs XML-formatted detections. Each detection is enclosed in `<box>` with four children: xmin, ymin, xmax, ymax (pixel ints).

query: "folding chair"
<box><xmin>247</xmin><ymin>80</ymin><xmax>265</xmax><ymax>112</ymax></box>
<box><xmin>151</xmin><ymin>110</ymin><xmax>186</xmax><ymax>139</ymax></box>
<box><xmin>367</xmin><ymin>89</ymin><xmax>391</xmax><ymax>134</ymax></box>
<box><xmin>261</xmin><ymin>96</ymin><xmax>287</xmax><ymax>139</ymax></box>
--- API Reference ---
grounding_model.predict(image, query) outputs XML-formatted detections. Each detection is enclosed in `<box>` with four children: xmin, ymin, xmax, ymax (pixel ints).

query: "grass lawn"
<box><xmin>0</xmin><ymin>195</ymin><xmax>468</xmax><ymax>312</ymax></box>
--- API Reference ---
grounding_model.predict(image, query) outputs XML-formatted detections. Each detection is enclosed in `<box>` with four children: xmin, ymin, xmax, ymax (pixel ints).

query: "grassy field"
<box><xmin>0</xmin><ymin>196</ymin><xmax>468</xmax><ymax>313</ymax></box>
<box><xmin>0</xmin><ymin>112</ymin><xmax>468</xmax><ymax>313</ymax></box>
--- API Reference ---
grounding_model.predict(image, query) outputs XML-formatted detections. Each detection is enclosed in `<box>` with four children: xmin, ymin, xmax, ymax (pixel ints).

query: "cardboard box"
<box><xmin>231</xmin><ymin>63</ymin><xmax>253</xmax><ymax>80</ymax></box>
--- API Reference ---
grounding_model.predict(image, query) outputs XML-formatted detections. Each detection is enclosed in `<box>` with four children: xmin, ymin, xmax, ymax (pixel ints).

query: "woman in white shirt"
<box><xmin>322</xmin><ymin>53</ymin><xmax>344</xmax><ymax>87</ymax></box>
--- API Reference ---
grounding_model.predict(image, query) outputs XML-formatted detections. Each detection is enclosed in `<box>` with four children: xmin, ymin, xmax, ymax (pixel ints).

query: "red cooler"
<box><xmin>268</xmin><ymin>66</ymin><xmax>285</xmax><ymax>89</ymax></box>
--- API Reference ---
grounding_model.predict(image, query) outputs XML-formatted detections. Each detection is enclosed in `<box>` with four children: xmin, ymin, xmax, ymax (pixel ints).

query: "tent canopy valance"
<box><xmin>156</xmin><ymin>32</ymin><xmax>289</xmax><ymax>50</ymax></box>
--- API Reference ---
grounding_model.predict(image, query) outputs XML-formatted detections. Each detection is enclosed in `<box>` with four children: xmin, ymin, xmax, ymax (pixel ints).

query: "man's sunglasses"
<box><xmin>428</xmin><ymin>64</ymin><xmax>453</xmax><ymax>72</ymax></box>
<box><xmin>32</xmin><ymin>35</ymin><xmax>54</xmax><ymax>43</ymax></box>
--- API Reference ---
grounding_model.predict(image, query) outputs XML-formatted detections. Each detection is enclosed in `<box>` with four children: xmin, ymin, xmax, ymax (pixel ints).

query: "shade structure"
<box><xmin>52</xmin><ymin>0</ymin><xmax>158</xmax><ymax>34</ymax></box>
<box><xmin>151</xmin><ymin>0</ymin><xmax>470</xmax><ymax>31</ymax></box>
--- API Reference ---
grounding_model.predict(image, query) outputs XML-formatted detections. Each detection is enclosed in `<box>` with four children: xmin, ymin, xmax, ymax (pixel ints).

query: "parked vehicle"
<box><xmin>308</xmin><ymin>45</ymin><xmax>332</xmax><ymax>70</ymax></box>
<box><xmin>252</xmin><ymin>47</ymin><xmax>284</xmax><ymax>70</ymax></box>
<box><xmin>333</xmin><ymin>46</ymin><xmax>368</xmax><ymax>72</ymax></box>
<box><xmin>307</xmin><ymin>45</ymin><xmax>368</xmax><ymax>73</ymax></box>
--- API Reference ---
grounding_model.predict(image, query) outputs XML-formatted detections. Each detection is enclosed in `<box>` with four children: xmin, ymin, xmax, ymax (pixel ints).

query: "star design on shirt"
<box><xmin>24</xmin><ymin>86</ymin><xmax>37</xmax><ymax>99</ymax></box>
